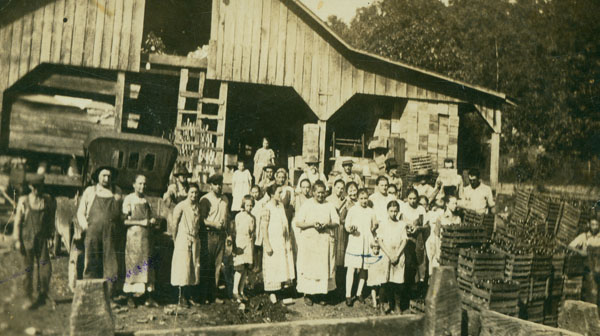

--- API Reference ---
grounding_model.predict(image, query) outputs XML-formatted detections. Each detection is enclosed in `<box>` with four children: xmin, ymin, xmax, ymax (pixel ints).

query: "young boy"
<box><xmin>233</xmin><ymin>195</ymin><xmax>255</xmax><ymax>302</ymax></box>
<box><xmin>377</xmin><ymin>200</ymin><xmax>408</xmax><ymax>314</ymax></box>
<box><xmin>344</xmin><ymin>189</ymin><xmax>378</xmax><ymax>306</ymax></box>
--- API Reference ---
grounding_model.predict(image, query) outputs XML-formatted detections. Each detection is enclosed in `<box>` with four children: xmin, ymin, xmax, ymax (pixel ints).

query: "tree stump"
<box><xmin>70</xmin><ymin>279</ymin><xmax>114</xmax><ymax>336</ymax></box>
<box><xmin>423</xmin><ymin>266</ymin><xmax>461</xmax><ymax>336</ymax></box>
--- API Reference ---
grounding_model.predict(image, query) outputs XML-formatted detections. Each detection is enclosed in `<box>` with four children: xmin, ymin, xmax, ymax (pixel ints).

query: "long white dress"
<box><xmin>170</xmin><ymin>200</ymin><xmax>201</xmax><ymax>286</ymax></box>
<box><xmin>294</xmin><ymin>198</ymin><xmax>340</xmax><ymax>294</ymax></box>
<box><xmin>261</xmin><ymin>202</ymin><xmax>295</xmax><ymax>291</ymax></box>
<box><xmin>231</xmin><ymin>169</ymin><xmax>253</xmax><ymax>211</ymax></box>
<box><xmin>344</xmin><ymin>205</ymin><xmax>377</xmax><ymax>269</ymax></box>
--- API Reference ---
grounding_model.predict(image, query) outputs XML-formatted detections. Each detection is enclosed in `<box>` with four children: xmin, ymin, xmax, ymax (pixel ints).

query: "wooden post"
<box><xmin>113</xmin><ymin>72</ymin><xmax>125</xmax><ymax>132</ymax></box>
<box><xmin>318</xmin><ymin>120</ymin><xmax>327</xmax><ymax>176</ymax></box>
<box><xmin>423</xmin><ymin>266</ymin><xmax>461</xmax><ymax>336</ymax></box>
<box><xmin>490</xmin><ymin>132</ymin><xmax>500</xmax><ymax>190</ymax></box>
<box><xmin>216</xmin><ymin>82</ymin><xmax>228</xmax><ymax>171</ymax></box>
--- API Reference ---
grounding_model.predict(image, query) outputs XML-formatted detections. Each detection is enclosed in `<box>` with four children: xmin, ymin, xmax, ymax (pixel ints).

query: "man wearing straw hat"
<box><xmin>295</xmin><ymin>156</ymin><xmax>328</xmax><ymax>192</ymax></box>
<box><xmin>163</xmin><ymin>165</ymin><xmax>191</xmax><ymax>207</ymax></box>
<box><xmin>76</xmin><ymin>166</ymin><xmax>123</xmax><ymax>296</ymax></box>
<box><xmin>12</xmin><ymin>174</ymin><xmax>56</xmax><ymax>310</ymax></box>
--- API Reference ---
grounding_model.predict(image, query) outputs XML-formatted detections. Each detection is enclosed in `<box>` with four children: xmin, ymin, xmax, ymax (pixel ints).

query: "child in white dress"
<box><xmin>233</xmin><ymin>196</ymin><xmax>255</xmax><ymax>302</ymax></box>
<box><xmin>377</xmin><ymin>200</ymin><xmax>408</xmax><ymax>313</ymax></box>
<box><xmin>344</xmin><ymin>189</ymin><xmax>378</xmax><ymax>306</ymax></box>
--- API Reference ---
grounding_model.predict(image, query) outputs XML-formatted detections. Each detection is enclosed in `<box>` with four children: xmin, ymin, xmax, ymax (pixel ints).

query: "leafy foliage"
<box><xmin>327</xmin><ymin>0</ymin><xmax>600</xmax><ymax>160</ymax></box>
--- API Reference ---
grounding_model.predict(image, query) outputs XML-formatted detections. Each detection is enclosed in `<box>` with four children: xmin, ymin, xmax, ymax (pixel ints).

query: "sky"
<box><xmin>299</xmin><ymin>0</ymin><xmax>450</xmax><ymax>23</ymax></box>
<box><xmin>299</xmin><ymin>0</ymin><xmax>376</xmax><ymax>23</ymax></box>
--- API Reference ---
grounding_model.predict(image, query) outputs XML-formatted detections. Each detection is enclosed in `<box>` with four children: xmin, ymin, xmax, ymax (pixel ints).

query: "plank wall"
<box><xmin>208</xmin><ymin>0</ymin><xmax>465</xmax><ymax>121</ymax></box>
<box><xmin>0</xmin><ymin>0</ymin><xmax>145</xmax><ymax>108</ymax></box>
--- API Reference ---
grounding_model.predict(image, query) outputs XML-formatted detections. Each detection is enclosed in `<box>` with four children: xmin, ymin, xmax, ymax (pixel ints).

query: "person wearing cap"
<box><xmin>163</xmin><ymin>165</ymin><xmax>191</xmax><ymax>207</ymax></box>
<box><xmin>253</xmin><ymin>137</ymin><xmax>276</xmax><ymax>183</ymax></box>
<box><xmin>384</xmin><ymin>159</ymin><xmax>403</xmax><ymax>195</ymax></box>
<box><xmin>339</xmin><ymin>159</ymin><xmax>363</xmax><ymax>189</ymax></box>
<box><xmin>458</xmin><ymin>168</ymin><xmax>495</xmax><ymax>215</ymax></box>
<box><xmin>413</xmin><ymin>169</ymin><xmax>436</xmax><ymax>203</ymax></box>
<box><xmin>258</xmin><ymin>164</ymin><xmax>276</xmax><ymax>192</ymax></box>
<box><xmin>199</xmin><ymin>174</ymin><xmax>230</xmax><ymax>303</ymax></box>
<box><xmin>76</xmin><ymin>165</ymin><xmax>123</xmax><ymax>296</ymax></box>
<box><xmin>12</xmin><ymin>174</ymin><xmax>56</xmax><ymax>310</ymax></box>
<box><xmin>122</xmin><ymin>174</ymin><xmax>159</xmax><ymax>308</ymax></box>
<box><xmin>295</xmin><ymin>156</ymin><xmax>328</xmax><ymax>193</ymax></box>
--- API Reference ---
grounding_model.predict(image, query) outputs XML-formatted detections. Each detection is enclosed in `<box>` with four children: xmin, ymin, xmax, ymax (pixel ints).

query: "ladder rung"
<box><xmin>196</xmin><ymin>146</ymin><xmax>223</xmax><ymax>152</ymax></box>
<box><xmin>197</xmin><ymin>130</ymin><xmax>223</xmax><ymax>136</ymax></box>
<box><xmin>179</xmin><ymin>92</ymin><xmax>223</xmax><ymax>105</ymax></box>
<box><xmin>177</xmin><ymin>110</ymin><xmax>223</xmax><ymax>120</ymax></box>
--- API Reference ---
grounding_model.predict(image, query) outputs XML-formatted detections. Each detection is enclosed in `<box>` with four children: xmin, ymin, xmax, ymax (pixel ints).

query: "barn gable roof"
<box><xmin>288</xmin><ymin>0</ymin><xmax>510</xmax><ymax>105</ymax></box>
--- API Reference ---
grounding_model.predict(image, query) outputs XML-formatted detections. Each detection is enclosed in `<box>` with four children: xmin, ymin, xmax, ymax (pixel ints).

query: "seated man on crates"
<box><xmin>458</xmin><ymin>168</ymin><xmax>495</xmax><ymax>215</ymax></box>
<box><xmin>434</xmin><ymin>158</ymin><xmax>463</xmax><ymax>200</ymax></box>
<box><xmin>568</xmin><ymin>214</ymin><xmax>600</xmax><ymax>307</ymax></box>
<box><xmin>413</xmin><ymin>169</ymin><xmax>436</xmax><ymax>204</ymax></box>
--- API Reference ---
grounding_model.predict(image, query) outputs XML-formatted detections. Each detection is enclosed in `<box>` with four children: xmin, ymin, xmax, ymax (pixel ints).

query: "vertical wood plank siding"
<box><xmin>0</xmin><ymin>0</ymin><xmax>146</xmax><ymax>100</ymax></box>
<box><xmin>208</xmin><ymin>0</ymin><xmax>473</xmax><ymax>121</ymax></box>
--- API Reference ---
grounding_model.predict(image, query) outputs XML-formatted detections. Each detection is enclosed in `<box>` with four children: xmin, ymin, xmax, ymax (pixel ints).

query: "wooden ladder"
<box><xmin>175</xmin><ymin>68</ymin><xmax>228</xmax><ymax>184</ymax></box>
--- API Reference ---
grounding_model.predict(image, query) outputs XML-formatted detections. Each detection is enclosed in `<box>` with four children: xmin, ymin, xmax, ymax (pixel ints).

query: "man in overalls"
<box><xmin>13</xmin><ymin>174</ymin><xmax>56</xmax><ymax>310</ymax></box>
<box><xmin>76</xmin><ymin>166</ymin><xmax>122</xmax><ymax>296</ymax></box>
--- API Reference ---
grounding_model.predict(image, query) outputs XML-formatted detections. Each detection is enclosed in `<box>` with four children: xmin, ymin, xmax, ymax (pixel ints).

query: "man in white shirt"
<box><xmin>459</xmin><ymin>169</ymin><xmax>495</xmax><ymax>215</ymax></box>
<box><xmin>569</xmin><ymin>216</ymin><xmax>600</xmax><ymax>307</ymax></box>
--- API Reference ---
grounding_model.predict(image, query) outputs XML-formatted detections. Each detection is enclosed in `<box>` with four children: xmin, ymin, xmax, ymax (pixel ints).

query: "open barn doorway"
<box><xmin>224</xmin><ymin>83</ymin><xmax>318</xmax><ymax>175</ymax></box>
<box><xmin>143</xmin><ymin>0</ymin><xmax>213</xmax><ymax>56</ymax></box>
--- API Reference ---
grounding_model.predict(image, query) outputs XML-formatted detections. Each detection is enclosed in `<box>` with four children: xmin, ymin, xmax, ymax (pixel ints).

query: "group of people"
<box><xmin>9</xmin><ymin>135</ymin><xmax>498</xmax><ymax>315</ymax></box>
<box><xmin>161</xmin><ymin>147</ymin><xmax>497</xmax><ymax>313</ymax></box>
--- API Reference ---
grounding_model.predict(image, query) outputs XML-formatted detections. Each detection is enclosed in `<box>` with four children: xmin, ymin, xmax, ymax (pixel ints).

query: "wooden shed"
<box><xmin>0</xmin><ymin>0</ymin><xmax>509</xmax><ymax>188</ymax></box>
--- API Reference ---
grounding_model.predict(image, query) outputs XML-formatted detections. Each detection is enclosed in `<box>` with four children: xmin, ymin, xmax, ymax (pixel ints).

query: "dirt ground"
<box><xmin>0</xmin><ymin>245</ymin><xmax>390</xmax><ymax>335</ymax></box>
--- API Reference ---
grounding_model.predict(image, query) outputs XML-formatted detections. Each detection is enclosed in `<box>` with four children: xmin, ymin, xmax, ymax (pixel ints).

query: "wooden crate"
<box><xmin>564</xmin><ymin>254</ymin><xmax>586</xmax><ymax>276</ymax></box>
<box><xmin>470</xmin><ymin>280</ymin><xmax>519</xmax><ymax>316</ymax></box>
<box><xmin>409</xmin><ymin>155</ymin><xmax>433</xmax><ymax>173</ymax></box>
<box><xmin>563</xmin><ymin>275</ymin><xmax>583</xmax><ymax>300</ymax></box>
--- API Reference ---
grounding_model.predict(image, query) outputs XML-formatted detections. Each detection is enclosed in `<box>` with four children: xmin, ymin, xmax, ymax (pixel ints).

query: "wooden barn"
<box><xmin>0</xmin><ymin>0</ymin><xmax>509</xmax><ymax>189</ymax></box>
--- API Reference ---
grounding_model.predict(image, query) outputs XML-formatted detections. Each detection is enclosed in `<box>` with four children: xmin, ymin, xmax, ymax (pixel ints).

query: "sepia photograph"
<box><xmin>0</xmin><ymin>0</ymin><xmax>598</xmax><ymax>334</ymax></box>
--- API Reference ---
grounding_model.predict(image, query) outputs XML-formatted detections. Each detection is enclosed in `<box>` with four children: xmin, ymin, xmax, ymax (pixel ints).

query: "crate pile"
<box><xmin>457</xmin><ymin>248</ymin><xmax>505</xmax><ymax>293</ymax></box>
<box><xmin>529</xmin><ymin>196</ymin><xmax>562</xmax><ymax>234</ymax></box>
<box><xmin>513</xmin><ymin>188</ymin><xmax>533</xmax><ymax>220</ymax></box>
<box><xmin>440</xmin><ymin>224</ymin><xmax>490</xmax><ymax>269</ymax></box>
<box><xmin>466</xmin><ymin>280</ymin><xmax>519</xmax><ymax>316</ymax></box>
<box><xmin>464</xmin><ymin>210</ymin><xmax>495</xmax><ymax>236</ymax></box>
<box><xmin>556</xmin><ymin>202</ymin><xmax>583</xmax><ymax>245</ymax></box>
